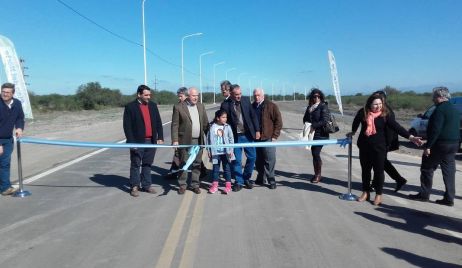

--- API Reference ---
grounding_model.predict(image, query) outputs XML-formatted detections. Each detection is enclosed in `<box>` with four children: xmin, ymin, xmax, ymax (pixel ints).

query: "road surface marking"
<box><xmin>16</xmin><ymin>121</ymin><xmax>172</xmax><ymax>186</ymax></box>
<box><xmin>178</xmin><ymin>192</ymin><xmax>206</xmax><ymax>268</ymax></box>
<box><xmin>155</xmin><ymin>192</ymin><xmax>194</xmax><ymax>268</ymax></box>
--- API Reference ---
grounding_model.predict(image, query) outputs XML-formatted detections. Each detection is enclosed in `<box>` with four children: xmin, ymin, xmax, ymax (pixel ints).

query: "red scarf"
<box><xmin>365</xmin><ymin>111</ymin><xmax>381</xmax><ymax>136</ymax></box>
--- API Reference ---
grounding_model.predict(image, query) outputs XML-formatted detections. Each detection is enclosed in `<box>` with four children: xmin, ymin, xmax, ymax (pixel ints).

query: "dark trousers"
<box><xmin>178</xmin><ymin>138</ymin><xmax>202</xmax><ymax>189</ymax></box>
<box><xmin>212</xmin><ymin>154</ymin><xmax>232</xmax><ymax>182</ymax></box>
<box><xmin>129</xmin><ymin>140</ymin><xmax>156</xmax><ymax>189</ymax></box>
<box><xmin>359</xmin><ymin>145</ymin><xmax>386</xmax><ymax>194</ymax></box>
<box><xmin>384</xmin><ymin>156</ymin><xmax>405</xmax><ymax>182</ymax></box>
<box><xmin>311</xmin><ymin>144</ymin><xmax>324</xmax><ymax>164</ymax></box>
<box><xmin>420</xmin><ymin>142</ymin><xmax>458</xmax><ymax>202</ymax></box>
<box><xmin>255</xmin><ymin>140</ymin><xmax>277</xmax><ymax>184</ymax></box>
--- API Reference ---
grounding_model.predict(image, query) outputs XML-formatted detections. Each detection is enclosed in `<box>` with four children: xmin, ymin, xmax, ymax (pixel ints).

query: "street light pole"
<box><xmin>199</xmin><ymin>51</ymin><xmax>214</xmax><ymax>103</ymax></box>
<box><xmin>181</xmin><ymin>32</ymin><xmax>203</xmax><ymax>86</ymax></box>
<box><xmin>225</xmin><ymin>67</ymin><xmax>236</xmax><ymax>80</ymax></box>
<box><xmin>213</xmin><ymin>61</ymin><xmax>225</xmax><ymax>104</ymax></box>
<box><xmin>283</xmin><ymin>83</ymin><xmax>286</xmax><ymax>101</ymax></box>
<box><xmin>142</xmin><ymin>0</ymin><xmax>147</xmax><ymax>85</ymax></box>
<box><xmin>248</xmin><ymin>75</ymin><xmax>257</xmax><ymax>99</ymax></box>
<box><xmin>238</xmin><ymin>72</ymin><xmax>247</xmax><ymax>85</ymax></box>
<box><xmin>271</xmin><ymin>81</ymin><xmax>277</xmax><ymax>101</ymax></box>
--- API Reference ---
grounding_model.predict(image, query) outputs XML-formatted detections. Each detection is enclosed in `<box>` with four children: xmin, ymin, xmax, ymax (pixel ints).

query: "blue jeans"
<box><xmin>212</xmin><ymin>154</ymin><xmax>232</xmax><ymax>182</ymax></box>
<box><xmin>0</xmin><ymin>138</ymin><xmax>14</xmax><ymax>192</ymax></box>
<box><xmin>232</xmin><ymin>134</ymin><xmax>256</xmax><ymax>185</ymax></box>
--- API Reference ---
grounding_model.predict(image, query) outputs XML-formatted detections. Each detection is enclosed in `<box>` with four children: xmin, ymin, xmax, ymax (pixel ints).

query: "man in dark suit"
<box><xmin>123</xmin><ymin>85</ymin><xmax>164</xmax><ymax>197</ymax></box>
<box><xmin>221</xmin><ymin>84</ymin><xmax>260</xmax><ymax>191</ymax></box>
<box><xmin>171</xmin><ymin>87</ymin><xmax>209</xmax><ymax>194</ymax></box>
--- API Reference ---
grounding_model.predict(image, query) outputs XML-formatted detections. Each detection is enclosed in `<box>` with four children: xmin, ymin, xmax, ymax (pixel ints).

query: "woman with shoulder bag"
<box><xmin>303</xmin><ymin>88</ymin><xmax>330</xmax><ymax>183</ymax></box>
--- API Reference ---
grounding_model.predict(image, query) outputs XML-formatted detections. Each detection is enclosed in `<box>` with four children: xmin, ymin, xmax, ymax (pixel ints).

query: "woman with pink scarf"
<box><xmin>348</xmin><ymin>93</ymin><xmax>421</xmax><ymax>205</ymax></box>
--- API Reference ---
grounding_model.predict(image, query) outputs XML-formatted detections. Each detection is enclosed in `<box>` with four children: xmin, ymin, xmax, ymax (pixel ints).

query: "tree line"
<box><xmin>28</xmin><ymin>82</ymin><xmax>460</xmax><ymax>112</ymax></box>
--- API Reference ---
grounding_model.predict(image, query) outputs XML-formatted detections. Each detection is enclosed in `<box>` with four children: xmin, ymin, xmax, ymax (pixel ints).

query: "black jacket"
<box><xmin>0</xmin><ymin>98</ymin><xmax>25</xmax><ymax>139</ymax></box>
<box><xmin>123</xmin><ymin>99</ymin><xmax>163</xmax><ymax>144</ymax></box>
<box><xmin>303</xmin><ymin>102</ymin><xmax>329</xmax><ymax>138</ymax></box>
<box><xmin>220</xmin><ymin>96</ymin><xmax>259</xmax><ymax>142</ymax></box>
<box><xmin>352</xmin><ymin>108</ymin><xmax>409</xmax><ymax>150</ymax></box>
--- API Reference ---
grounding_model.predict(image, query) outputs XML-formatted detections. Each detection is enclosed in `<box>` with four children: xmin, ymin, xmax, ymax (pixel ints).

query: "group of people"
<box><xmin>347</xmin><ymin>87</ymin><xmax>459</xmax><ymax>206</ymax></box>
<box><xmin>123</xmin><ymin>81</ymin><xmax>283</xmax><ymax>197</ymax></box>
<box><xmin>122</xmin><ymin>83</ymin><xmax>460</xmax><ymax>207</ymax></box>
<box><xmin>1</xmin><ymin>81</ymin><xmax>457</xmax><ymax>208</ymax></box>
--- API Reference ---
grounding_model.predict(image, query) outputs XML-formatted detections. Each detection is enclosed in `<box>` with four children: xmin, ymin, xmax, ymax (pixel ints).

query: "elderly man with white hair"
<box><xmin>171</xmin><ymin>87</ymin><xmax>209</xmax><ymax>194</ymax></box>
<box><xmin>252</xmin><ymin>88</ymin><xmax>283</xmax><ymax>189</ymax></box>
<box><xmin>409</xmin><ymin>86</ymin><xmax>460</xmax><ymax>206</ymax></box>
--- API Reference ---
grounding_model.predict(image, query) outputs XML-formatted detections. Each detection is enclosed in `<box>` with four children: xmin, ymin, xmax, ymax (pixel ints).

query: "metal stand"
<box><xmin>12</xmin><ymin>140</ymin><xmax>31</xmax><ymax>198</ymax></box>
<box><xmin>339</xmin><ymin>139</ymin><xmax>357</xmax><ymax>201</ymax></box>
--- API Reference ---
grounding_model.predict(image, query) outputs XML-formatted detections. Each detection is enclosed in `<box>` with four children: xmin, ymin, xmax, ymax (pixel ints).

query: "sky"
<box><xmin>1</xmin><ymin>0</ymin><xmax>462</xmax><ymax>96</ymax></box>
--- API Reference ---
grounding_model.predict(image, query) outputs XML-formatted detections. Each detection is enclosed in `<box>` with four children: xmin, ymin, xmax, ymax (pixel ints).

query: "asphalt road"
<box><xmin>0</xmin><ymin>102</ymin><xmax>461</xmax><ymax>268</ymax></box>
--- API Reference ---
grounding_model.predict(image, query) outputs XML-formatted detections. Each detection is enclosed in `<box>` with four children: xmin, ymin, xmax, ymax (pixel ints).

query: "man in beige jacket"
<box><xmin>171</xmin><ymin>87</ymin><xmax>209</xmax><ymax>194</ymax></box>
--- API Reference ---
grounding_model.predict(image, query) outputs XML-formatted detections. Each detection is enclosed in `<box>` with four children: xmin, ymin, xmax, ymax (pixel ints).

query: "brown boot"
<box><xmin>311</xmin><ymin>161</ymin><xmax>322</xmax><ymax>183</ymax></box>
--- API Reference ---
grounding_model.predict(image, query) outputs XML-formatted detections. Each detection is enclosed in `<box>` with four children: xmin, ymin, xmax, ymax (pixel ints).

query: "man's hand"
<box><xmin>15</xmin><ymin>128</ymin><xmax>23</xmax><ymax>138</ymax></box>
<box><xmin>0</xmin><ymin>145</ymin><xmax>3</xmax><ymax>156</ymax></box>
<box><xmin>271</xmin><ymin>137</ymin><xmax>277</xmax><ymax>142</ymax></box>
<box><xmin>409</xmin><ymin>136</ymin><xmax>423</xmax><ymax>146</ymax></box>
<box><xmin>157</xmin><ymin>139</ymin><xmax>164</xmax><ymax>144</ymax></box>
<box><xmin>346</xmin><ymin>132</ymin><xmax>355</xmax><ymax>138</ymax></box>
<box><xmin>424</xmin><ymin>148</ymin><xmax>431</xmax><ymax>156</ymax></box>
<box><xmin>255</xmin><ymin>131</ymin><xmax>261</xmax><ymax>140</ymax></box>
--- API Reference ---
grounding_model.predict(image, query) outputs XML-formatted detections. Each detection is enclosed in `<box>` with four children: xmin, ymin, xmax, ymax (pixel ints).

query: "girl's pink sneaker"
<box><xmin>209</xmin><ymin>181</ymin><xmax>218</xmax><ymax>194</ymax></box>
<box><xmin>223</xmin><ymin>182</ymin><xmax>232</xmax><ymax>194</ymax></box>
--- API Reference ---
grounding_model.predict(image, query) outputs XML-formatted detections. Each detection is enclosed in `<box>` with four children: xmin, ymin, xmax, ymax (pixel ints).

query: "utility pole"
<box><xmin>153</xmin><ymin>75</ymin><xmax>158</xmax><ymax>91</ymax></box>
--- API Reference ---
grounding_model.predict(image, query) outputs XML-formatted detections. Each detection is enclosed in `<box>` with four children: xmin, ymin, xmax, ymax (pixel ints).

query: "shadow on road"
<box><xmin>275</xmin><ymin>169</ymin><xmax>345</xmax><ymax>196</ymax></box>
<box><xmin>355</xmin><ymin>203</ymin><xmax>462</xmax><ymax>246</ymax></box>
<box><xmin>89</xmin><ymin>174</ymin><xmax>130</xmax><ymax>193</ymax></box>
<box><xmin>275</xmin><ymin>167</ymin><xmax>462</xmax><ymax>201</ymax></box>
<box><xmin>381</xmin><ymin>247</ymin><xmax>462</xmax><ymax>268</ymax></box>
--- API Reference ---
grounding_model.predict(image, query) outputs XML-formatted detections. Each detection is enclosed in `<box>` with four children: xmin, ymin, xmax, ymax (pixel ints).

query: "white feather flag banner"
<box><xmin>0</xmin><ymin>35</ymin><xmax>33</xmax><ymax>119</ymax></box>
<box><xmin>327</xmin><ymin>50</ymin><xmax>343</xmax><ymax>116</ymax></box>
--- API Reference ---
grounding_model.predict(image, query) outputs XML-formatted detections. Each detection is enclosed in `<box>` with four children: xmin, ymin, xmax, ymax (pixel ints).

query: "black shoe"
<box><xmin>178</xmin><ymin>186</ymin><xmax>186</xmax><ymax>195</ymax></box>
<box><xmin>232</xmin><ymin>184</ymin><xmax>243</xmax><ymax>192</ymax></box>
<box><xmin>435</xmin><ymin>198</ymin><xmax>454</xmax><ymax>207</ymax></box>
<box><xmin>394</xmin><ymin>179</ymin><xmax>407</xmax><ymax>192</ymax></box>
<box><xmin>192</xmin><ymin>187</ymin><xmax>201</xmax><ymax>194</ymax></box>
<box><xmin>244</xmin><ymin>180</ymin><xmax>254</xmax><ymax>189</ymax></box>
<box><xmin>408</xmin><ymin>193</ymin><xmax>429</xmax><ymax>202</ymax></box>
<box><xmin>268</xmin><ymin>183</ymin><xmax>277</xmax><ymax>190</ymax></box>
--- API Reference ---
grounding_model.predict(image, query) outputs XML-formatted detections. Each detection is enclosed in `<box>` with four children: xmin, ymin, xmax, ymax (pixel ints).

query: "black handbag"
<box><xmin>324</xmin><ymin>110</ymin><xmax>340</xmax><ymax>133</ymax></box>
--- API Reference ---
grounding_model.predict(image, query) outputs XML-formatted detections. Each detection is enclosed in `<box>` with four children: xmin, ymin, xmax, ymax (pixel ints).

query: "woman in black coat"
<box><xmin>348</xmin><ymin>93</ymin><xmax>421</xmax><ymax>205</ymax></box>
<box><xmin>303</xmin><ymin>88</ymin><xmax>329</xmax><ymax>183</ymax></box>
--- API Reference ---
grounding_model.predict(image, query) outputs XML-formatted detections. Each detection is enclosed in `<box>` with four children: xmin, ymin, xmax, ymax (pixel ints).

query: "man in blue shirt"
<box><xmin>0</xmin><ymin>83</ymin><xmax>25</xmax><ymax>196</ymax></box>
